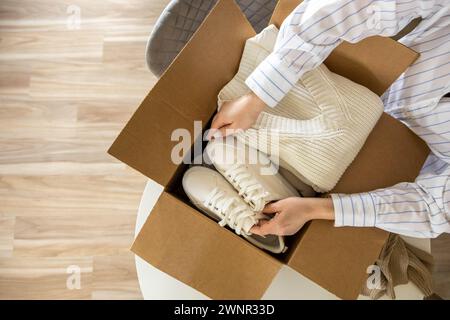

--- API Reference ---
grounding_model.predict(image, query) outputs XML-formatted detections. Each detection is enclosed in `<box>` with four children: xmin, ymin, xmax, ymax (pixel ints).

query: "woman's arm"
<box><xmin>248</xmin><ymin>0</ymin><xmax>438</xmax><ymax>107</ymax></box>
<box><xmin>332</xmin><ymin>171</ymin><xmax>450</xmax><ymax>238</ymax></box>
<box><xmin>251</xmin><ymin>169</ymin><xmax>450</xmax><ymax>238</ymax></box>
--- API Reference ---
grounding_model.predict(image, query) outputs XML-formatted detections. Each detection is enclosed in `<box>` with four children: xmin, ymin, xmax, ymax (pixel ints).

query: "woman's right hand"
<box><xmin>250</xmin><ymin>197</ymin><xmax>335</xmax><ymax>236</ymax></box>
<box><xmin>207</xmin><ymin>92</ymin><xmax>266</xmax><ymax>139</ymax></box>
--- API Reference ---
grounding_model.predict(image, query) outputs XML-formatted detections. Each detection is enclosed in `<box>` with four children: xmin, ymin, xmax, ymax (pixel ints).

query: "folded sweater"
<box><xmin>217</xmin><ymin>25</ymin><xmax>384</xmax><ymax>192</ymax></box>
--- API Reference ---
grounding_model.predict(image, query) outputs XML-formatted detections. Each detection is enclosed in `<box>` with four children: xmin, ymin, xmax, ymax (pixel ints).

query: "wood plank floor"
<box><xmin>0</xmin><ymin>0</ymin><xmax>170</xmax><ymax>299</ymax></box>
<box><xmin>0</xmin><ymin>0</ymin><xmax>448</xmax><ymax>300</ymax></box>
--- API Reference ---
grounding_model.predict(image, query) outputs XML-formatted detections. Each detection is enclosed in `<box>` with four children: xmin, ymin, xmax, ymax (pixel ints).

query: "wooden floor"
<box><xmin>0</xmin><ymin>0</ymin><xmax>448</xmax><ymax>300</ymax></box>
<box><xmin>0</xmin><ymin>0</ymin><xmax>169</xmax><ymax>299</ymax></box>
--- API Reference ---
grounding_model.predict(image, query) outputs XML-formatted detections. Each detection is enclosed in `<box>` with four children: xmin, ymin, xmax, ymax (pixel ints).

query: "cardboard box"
<box><xmin>108</xmin><ymin>0</ymin><xmax>430</xmax><ymax>299</ymax></box>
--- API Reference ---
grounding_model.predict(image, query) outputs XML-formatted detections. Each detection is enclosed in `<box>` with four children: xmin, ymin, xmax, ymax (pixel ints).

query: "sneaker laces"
<box><xmin>223</xmin><ymin>163</ymin><xmax>269</xmax><ymax>212</ymax></box>
<box><xmin>203</xmin><ymin>187</ymin><xmax>257</xmax><ymax>235</ymax></box>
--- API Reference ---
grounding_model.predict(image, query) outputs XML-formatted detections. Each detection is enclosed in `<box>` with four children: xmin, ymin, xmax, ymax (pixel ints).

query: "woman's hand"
<box><xmin>207</xmin><ymin>92</ymin><xmax>266</xmax><ymax>139</ymax></box>
<box><xmin>250</xmin><ymin>197</ymin><xmax>335</xmax><ymax>236</ymax></box>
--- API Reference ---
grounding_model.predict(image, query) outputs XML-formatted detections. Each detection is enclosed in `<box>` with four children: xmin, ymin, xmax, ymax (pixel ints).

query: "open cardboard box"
<box><xmin>108</xmin><ymin>0</ymin><xmax>430</xmax><ymax>299</ymax></box>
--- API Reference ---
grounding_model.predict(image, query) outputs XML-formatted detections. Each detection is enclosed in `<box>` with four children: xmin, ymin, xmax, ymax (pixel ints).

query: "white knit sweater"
<box><xmin>217</xmin><ymin>25</ymin><xmax>384</xmax><ymax>192</ymax></box>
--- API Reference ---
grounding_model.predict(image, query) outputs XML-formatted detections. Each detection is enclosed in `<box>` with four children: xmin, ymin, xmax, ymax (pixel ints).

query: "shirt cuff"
<box><xmin>331</xmin><ymin>193</ymin><xmax>378</xmax><ymax>227</ymax></box>
<box><xmin>245</xmin><ymin>52</ymin><xmax>299</xmax><ymax>108</ymax></box>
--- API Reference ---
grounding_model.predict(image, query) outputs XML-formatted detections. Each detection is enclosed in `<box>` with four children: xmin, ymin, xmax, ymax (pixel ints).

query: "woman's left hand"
<box><xmin>250</xmin><ymin>197</ymin><xmax>335</xmax><ymax>236</ymax></box>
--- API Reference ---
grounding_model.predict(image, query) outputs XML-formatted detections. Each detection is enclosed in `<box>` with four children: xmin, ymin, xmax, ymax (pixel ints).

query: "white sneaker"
<box><xmin>182</xmin><ymin>166</ymin><xmax>286</xmax><ymax>253</ymax></box>
<box><xmin>205</xmin><ymin>137</ymin><xmax>299</xmax><ymax>211</ymax></box>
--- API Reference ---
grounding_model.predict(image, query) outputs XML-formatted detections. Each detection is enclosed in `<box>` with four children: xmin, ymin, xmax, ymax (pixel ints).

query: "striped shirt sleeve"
<box><xmin>247</xmin><ymin>0</ymin><xmax>439</xmax><ymax>107</ymax></box>
<box><xmin>331</xmin><ymin>172</ymin><xmax>450</xmax><ymax>238</ymax></box>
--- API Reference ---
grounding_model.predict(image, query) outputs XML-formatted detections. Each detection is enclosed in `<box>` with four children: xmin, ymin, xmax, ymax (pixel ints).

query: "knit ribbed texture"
<box><xmin>217</xmin><ymin>25</ymin><xmax>384</xmax><ymax>192</ymax></box>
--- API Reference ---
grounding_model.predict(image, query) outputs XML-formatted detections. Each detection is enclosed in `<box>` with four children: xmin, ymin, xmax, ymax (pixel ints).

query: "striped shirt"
<box><xmin>246</xmin><ymin>0</ymin><xmax>450</xmax><ymax>238</ymax></box>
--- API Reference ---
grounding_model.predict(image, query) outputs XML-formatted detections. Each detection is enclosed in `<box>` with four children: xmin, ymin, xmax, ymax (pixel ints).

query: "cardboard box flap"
<box><xmin>325</xmin><ymin>39</ymin><xmax>417</xmax><ymax>96</ymax></box>
<box><xmin>270</xmin><ymin>0</ymin><xmax>419</xmax><ymax>96</ymax></box>
<box><xmin>331</xmin><ymin>114</ymin><xmax>430</xmax><ymax>194</ymax></box>
<box><xmin>108</xmin><ymin>0</ymin><xmax>256</xmax><ymax>186</ymax></box>
<box><xmin>287</xmin><ymin>221</ymin><xmax>388</xmax><ymax>299</ymax></box>
<box><xmin>131</xmin><ymin>192</ymin><xmax>282</xmax><ymax>299</ymax></box>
